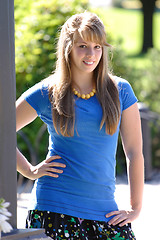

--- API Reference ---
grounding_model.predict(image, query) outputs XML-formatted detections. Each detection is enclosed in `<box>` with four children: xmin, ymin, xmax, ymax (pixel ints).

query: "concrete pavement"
<box><xmin>115</xmin><ymin>183</ymin><xmax>160</xmax><ymax>240</ymax></box>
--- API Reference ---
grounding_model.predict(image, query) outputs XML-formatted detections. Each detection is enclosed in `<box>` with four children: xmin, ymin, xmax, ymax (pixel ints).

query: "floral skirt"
<box><xmin>26</xmin><ymin>210</ymin><xmax>136</xmax><ymax>240</ymax></box>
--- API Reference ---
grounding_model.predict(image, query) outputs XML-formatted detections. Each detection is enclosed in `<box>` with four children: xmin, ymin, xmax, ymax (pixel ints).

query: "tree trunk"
<box><xmin>141</xmin><ymin>0</ymin><xmax>156</xmax><ymax>53</ymax></box>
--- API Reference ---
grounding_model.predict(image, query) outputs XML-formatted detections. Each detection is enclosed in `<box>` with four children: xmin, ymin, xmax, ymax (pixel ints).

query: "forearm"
<box><xmin>127</xmin><ymin>153</ymin><xmax>144</xmax><ymax>212</ymax></box>
<box><xmin>17</xmin><ymin>147</ymin><xmax>35</xmax><ymax>180</ymax></box>
<box><xmin>106</xmin><ymin>154</ymin><xmax>144</xmax><ymax>226</ymax></box>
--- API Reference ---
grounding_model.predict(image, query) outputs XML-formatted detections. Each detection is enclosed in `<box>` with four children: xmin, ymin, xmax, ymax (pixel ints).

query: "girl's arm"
<box><xmin>106</xmin><ymin>102</ymin><xmax>144</xmax><ymax>226</ymax></box>
<box><xmin>16</xmin><ymin>97</ymin><xmax>66</xmax><ymax>180</ymax></box>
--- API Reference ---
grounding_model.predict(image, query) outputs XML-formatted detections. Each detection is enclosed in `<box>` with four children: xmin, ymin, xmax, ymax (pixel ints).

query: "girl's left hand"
<box><xmin>105</xmin><ymin>208</ymin><xmax>140</xmax><ymax>227</ymax></box>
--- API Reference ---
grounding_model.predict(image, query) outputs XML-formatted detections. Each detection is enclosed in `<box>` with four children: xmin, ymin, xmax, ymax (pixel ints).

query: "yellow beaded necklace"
<box><xmin>72</xmin><ymin>87</ymin><xmax>96</xmax><ymax>100</ymax></box>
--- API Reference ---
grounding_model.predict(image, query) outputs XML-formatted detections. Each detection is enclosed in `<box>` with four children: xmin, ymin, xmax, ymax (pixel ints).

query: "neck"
<box><xmin>72</xmin><ymin>73</ymin><xmax>95</xmax><ymax>94</ymax></box>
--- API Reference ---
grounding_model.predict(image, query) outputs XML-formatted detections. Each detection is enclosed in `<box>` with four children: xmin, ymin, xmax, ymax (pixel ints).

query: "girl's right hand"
<box><xmin>30</xmin><ymin>155</ymin><xmax>66</xmax><ymax>180</ymax></box>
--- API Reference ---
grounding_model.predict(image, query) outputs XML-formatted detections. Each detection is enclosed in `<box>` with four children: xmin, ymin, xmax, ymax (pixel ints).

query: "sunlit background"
<box><xmin>15</xmin><ymin>1</ymin><xmax>160</xmax><ymax>239</ymax></box>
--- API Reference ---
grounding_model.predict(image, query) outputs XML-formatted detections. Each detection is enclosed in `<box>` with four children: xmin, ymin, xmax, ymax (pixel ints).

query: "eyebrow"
<box><xmin>75</xmin><ymin>41</ymin><xmax>101</xmax><ymax>45</ymax></box>
<box><xmin>75</xmin><ymin>41</ymin><xmax>87</xmax><ymax>44</ymax></box>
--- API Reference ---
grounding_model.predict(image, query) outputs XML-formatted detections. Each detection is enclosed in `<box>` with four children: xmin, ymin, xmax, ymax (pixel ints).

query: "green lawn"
<box><xmin>90</xmin><ymin>7</ymin><xmax>160</xmax><ymax>168</ymax></box>
<box><xmin>97</xmin><ymin>8</ymin><xmax>143</xmax><ymax>55</ymax></box>
<box><xmin>154</xmin><ymin>11</ymin><xmax>160</xmax><ymax>49</ymax></box>
<box><xmin>95</xmin><ymin>7</ymin><xmax>160</xmax><ymax>55</ymax></box>
<box><xmin>91</xmin><ymin>7</ymin><xmax>160</xmax><ymax>68</ymax></box>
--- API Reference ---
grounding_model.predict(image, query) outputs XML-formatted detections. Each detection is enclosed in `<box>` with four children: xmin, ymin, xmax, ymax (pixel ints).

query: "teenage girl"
<box><xmin>16</xmin><ymin>11</ymin><xmax>144</xmax><ymax>239</ymax></box>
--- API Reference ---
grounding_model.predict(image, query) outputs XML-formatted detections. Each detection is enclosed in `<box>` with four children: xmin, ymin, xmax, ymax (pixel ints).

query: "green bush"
<box><xmin>115</xmin><ymin>48</ymin><xmax>160</xmax><ymax>170</ymax></box>
<box><xmin>15</xmin><ymin>0</ymin><xmax>89</xmax><ymax>163</ymax></box>
<box><xmin>15</xmin><ymin>1</ymin><xmax>160</xmax><ymax>173</ymax></box>
<box><xmin>15</xmin><ymin>0</ymin><xmax>142</xmax><ymax>174</ymax></box>
<box><xmin>112</xmin><ymin>0</ymin><xmax>124</xmax><ymax>8</ymax></box>
<box><xmin>140</xmin><ymin>49</ymin><xmax>160</xmax><ymax>168</ymax></box>
<box><xmin>138</xmin><ymin>49</ymin><xmax>160</xmax><ymax>113</ymax></box>
<box><xmin>15</xmin><ymin>0</ymin><xmax>89</xmax><ymax>98</ymax></box>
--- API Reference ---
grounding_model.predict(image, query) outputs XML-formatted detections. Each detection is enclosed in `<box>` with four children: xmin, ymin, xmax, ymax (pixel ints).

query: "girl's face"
<box><xmin>70</xmin><ymin>35</ymin><xmax>102</xmax><ymax>76</ymax></box>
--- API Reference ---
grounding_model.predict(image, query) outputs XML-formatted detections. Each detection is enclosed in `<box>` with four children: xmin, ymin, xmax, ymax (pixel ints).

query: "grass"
<box><xmin>154</xmin><ymin>11</ymin><xmax>160</xmax><ymax>49</ymax></box>
<box><xmin>91</xmin><ymin>7</ymin><xmax>160</xmax><ymax>68</ymax></box>
<box><xmin>95</xmin><ymin>7</ymin><xmax>160</xmax><ymax>54</ymax></box>
<box><xmin>97</xmin><ymin>7</ymin><xmax>143</xmax><ymax>55</ymax></box>
<box><xmin>90</xmin><ymin>6</ymin><xmax>160</xmax><ymax>169</ymax></box>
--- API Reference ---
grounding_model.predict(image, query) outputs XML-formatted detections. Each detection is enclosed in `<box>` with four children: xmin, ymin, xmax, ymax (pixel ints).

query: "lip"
<box><xmin>83</xmin><ymin>61</ymin><xmax>94</xmax><ymax>65</ymax></box>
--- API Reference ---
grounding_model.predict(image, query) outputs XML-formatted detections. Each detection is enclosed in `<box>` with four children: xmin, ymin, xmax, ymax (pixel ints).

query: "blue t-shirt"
<box><xmin>22</xmin><ymin>76</ymin><xmax>137</xmax><ymax>222</ymax></box>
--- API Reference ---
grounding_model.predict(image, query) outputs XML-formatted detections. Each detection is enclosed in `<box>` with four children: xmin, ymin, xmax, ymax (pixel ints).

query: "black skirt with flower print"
<box><xmin>26</xmin><ymin>210</ymin><xmax>136</xmax><ymax>240</ymax></box>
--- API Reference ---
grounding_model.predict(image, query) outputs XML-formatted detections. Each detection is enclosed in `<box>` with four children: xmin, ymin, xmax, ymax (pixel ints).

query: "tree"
<box><xmin>15</xmin><ymin>0</ymin><xmax>89</xmax><ymax>162</ymax></box>
<box><xmin>140</xmin><ymin>0</ymin><xmax>156</xmax><ymax>53</ymax></box>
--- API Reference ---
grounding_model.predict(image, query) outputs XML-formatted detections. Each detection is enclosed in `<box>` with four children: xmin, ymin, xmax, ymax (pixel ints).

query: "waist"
<box><xmin>37</xmin><ymin>174</ymin><xmax>116</xmax><ymax>200</ymax></box>
<box><xmin>29</xmin><ymin>178</ymin><xmax>118</xmax><ymax>222</ymax></box>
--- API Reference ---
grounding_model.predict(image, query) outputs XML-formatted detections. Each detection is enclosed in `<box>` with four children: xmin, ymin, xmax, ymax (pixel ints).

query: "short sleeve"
<box><xmin>21</xmin><ymin>80</ymin><xmax>50</xmax><ymax>116</ymax></box>
<box><xmin>116</xmin><ymin>77</ymin><xmax>138</xmax><ymax>111</ymax></box>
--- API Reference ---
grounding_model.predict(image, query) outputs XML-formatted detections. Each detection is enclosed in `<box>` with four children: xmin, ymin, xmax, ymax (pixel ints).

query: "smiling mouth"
<box><xmin>83</xmin><ymin>61</ymin><xmax>94</xmax><ymax>65</ymax></box>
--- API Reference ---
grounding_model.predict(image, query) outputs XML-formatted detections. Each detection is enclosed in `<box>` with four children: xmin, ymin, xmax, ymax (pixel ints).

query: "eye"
<box><xmin>95</xmin><ymin>45</ymin><xmax>101</xmax><ymax>49</ymax></box>
<box><xmin>79</xmin><ymin>45</ymin><xmax>87</xmax><ymax>48</ymax></box>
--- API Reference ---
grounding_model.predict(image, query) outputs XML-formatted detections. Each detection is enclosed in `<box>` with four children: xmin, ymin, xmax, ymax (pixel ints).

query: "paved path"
<box><xmin>17</xmin><ymin>180</ymin><xmax>160</xmax><ymax>240</ymax></box>
<box><xmin>115</xmin><ymin>183</ymin><xmax>160</xmax><ymax>240</ymax></box>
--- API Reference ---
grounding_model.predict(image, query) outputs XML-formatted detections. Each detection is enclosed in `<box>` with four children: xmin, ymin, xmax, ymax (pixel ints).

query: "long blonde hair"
<box><xmin>49</xmin><ymin>11</ymin><xmax>120</xmax><ymax>136</ymax></box>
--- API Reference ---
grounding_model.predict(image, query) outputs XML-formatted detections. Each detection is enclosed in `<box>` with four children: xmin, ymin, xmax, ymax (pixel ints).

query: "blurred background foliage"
<box><xmin>15</xmin><ymin>0</ymin><xmax>89</xmax><ymax>96</ymax></box>
<box><xmin>15</xmin><ymin>0</ymin><xmax>160</xmax><ymax>175</ymax></box>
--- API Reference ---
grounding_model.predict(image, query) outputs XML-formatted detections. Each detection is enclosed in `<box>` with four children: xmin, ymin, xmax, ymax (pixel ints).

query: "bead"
<box><xmin>86</xmin><ymin>94</ymin><xmax>90</xmax><ymax>99</ymax></box>
<box><xmin>72</xmin><ymin>87</ymin><xmax>96</xmax><ymax>100</ymax></box>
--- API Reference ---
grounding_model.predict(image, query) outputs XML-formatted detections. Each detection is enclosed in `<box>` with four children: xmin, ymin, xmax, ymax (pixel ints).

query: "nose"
<box><xmin>86</xmin><ymin>47</ymin><xmax>95</xmax><ymax>57</ymax></box>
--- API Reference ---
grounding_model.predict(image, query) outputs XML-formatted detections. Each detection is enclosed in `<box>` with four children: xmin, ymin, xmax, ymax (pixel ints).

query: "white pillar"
<box><xmin>0</xmin><ymin>0</ymin><xmax>17</xmax><ymax>228</ymax></box>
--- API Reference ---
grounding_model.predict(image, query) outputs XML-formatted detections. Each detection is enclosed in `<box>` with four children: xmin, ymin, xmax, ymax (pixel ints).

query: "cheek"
<box><xmin>97</xmin><ymin>51</ymin><xmax>102</xmax><ymax>62</ymax></box>
<box><xmin>71</xmin><ymin>49</ymin><xmax>83</xmax><ymax>61</ymax></box>
<box><xmin>75</xmin><ymin>48</ymin><xmax>85</xmax><ymax>58</ymax></box>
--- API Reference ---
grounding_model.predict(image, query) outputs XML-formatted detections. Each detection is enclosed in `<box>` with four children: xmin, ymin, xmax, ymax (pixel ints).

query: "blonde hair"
<box><xmin>49</xmin><ymin>11</ymin><xmax>120</xmax><ymax>136</ymax></box>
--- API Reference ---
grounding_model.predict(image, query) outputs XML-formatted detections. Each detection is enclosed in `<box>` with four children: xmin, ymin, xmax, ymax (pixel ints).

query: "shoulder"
<box><xmin>22</xmin><ymin>75</ymin><xmax>54</xmax><ymax>99</ymax></box>
<box><xmin>112</xmin><ymin>75</ymin><xmax>135</xmax><ymax>97</ymax></box>
<box><xmin>112</xmin><ymin>75</ymin><xmax>131</xmax><ymax>91</ymax></box>
<box><xmin>112</xmin><ymin>75</ymin><xmax>138</xmax><ymax>111</ymax></box>
<box><xmin>20</xmin><ymin>76</ymin><xmax>55</xmax><ymax>115</ymax></box>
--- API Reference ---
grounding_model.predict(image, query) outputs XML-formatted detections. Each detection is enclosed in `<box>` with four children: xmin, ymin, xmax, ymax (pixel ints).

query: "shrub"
<box><xmin>139</xmin><ymin>49</ymin><xmax>160</xmax><ymax>113</ymax></box>
<box><xmin>16</xmin><ymin>1</ymin><xmax>160</xmax><ymax>174</ymax></box>
<box><xmin>15</xmin><ymin>0</ymin><xmax>89</xmax><ymax>98</ymax></box>
<box><xmin>141</xmin><ymin>49</ymin><xmax>160</xmax><ymax>168</ymax></box>
<box><xmin>15</xmin><ymin>0</ymin><xmax>89</xmax><ymax>163</ymax></box>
